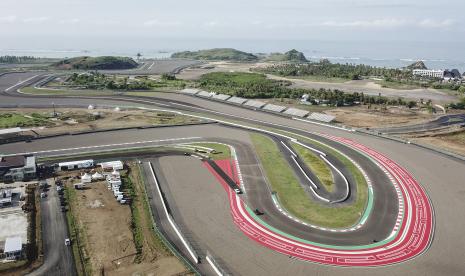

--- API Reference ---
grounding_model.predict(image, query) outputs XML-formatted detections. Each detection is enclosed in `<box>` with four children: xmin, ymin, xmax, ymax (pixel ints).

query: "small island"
<box><xmin>171</xmin><ymin>48</ymin><xmax>258</xmax><ymax>62</ymax></box>
<box><xmin>266</xmin><ymin>49</ymin><xmax>308</xmax><ymax>63</ymax></box>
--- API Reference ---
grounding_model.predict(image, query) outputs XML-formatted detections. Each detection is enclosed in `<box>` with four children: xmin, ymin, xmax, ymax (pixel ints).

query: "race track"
<box><xmin>1</xmin><ymin>72</ymin><xmax>464</xmax><ymax>275</ymax></box>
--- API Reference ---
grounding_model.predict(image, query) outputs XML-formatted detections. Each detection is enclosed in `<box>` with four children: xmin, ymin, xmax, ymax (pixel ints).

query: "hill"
<box><xmin>266</xmin><ymin>49</ymin><xmax>308</xmax><ymax>62</ymax></box>
<box><xmin>55</xmin><ymin>56</ymin><xmax>138</xmax><ymax>70</ymax></box>
<box><xmin>407</xmin><ymin>61</ymin><xmax>428</xmax><ymax>70</ymax></box>
<box><xmin>171</xmin><ymin>48</ymin><xmax>258</xmax><ymax>62</ymax></box>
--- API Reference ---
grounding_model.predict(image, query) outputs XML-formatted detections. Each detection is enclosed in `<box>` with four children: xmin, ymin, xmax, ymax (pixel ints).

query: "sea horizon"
<box><xmin>2</xmin><ymin>38</ymin><xmax>464</xmax><ymax>72</ymax></box>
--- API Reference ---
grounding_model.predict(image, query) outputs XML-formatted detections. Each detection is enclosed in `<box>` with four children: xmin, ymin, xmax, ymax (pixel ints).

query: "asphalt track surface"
<box><xmin>1</xmin><ymin>72</ymin><xmax>465</xmax><ymax>275</ymax></box>
<box><xmin>93</xmin><ymin>59</ymin><xmax>201</xmax><ymax>75</ymax></box>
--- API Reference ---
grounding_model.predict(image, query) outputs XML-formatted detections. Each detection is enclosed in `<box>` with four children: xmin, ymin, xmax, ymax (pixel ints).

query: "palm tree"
<box><xmin>136</xmin><ymin>53</ymin><xmax>142</xmax><ymax>61</ymax></box>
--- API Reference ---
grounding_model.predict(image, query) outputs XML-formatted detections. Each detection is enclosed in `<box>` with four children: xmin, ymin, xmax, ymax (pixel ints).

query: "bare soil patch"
<box><xmin>325</xmin><ymin>106</ymin><xmax>434</xmax><ymax>128</ymax></box>
<box><xmin>61</xmin><ymin>167</ymin><xmax>188</xmax><ymax>276</ymax></box>
<box><xmin>0</xmin><ymin>108</ymin><xmax>201</xmax><ymax>137</ymax></box>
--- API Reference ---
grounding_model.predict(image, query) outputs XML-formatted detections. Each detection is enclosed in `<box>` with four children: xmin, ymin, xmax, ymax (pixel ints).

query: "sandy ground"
<box><xmin>62</xmin><ymin>168</ymin><xmax>187</xmax><ymax>276</ymax></box>
<box><xmin>69</xmin><ymin>178</ymin><xmax>136</xmax><ymax>274</ymax></box>
<box><xmin>176</xmin><ymin>61</ymin><xmax>256</xmax><ymax>80</ymax></box>
<box><xmin>175</xmin><ymin>61</ymin><xmax>457</xmax><ymax>103</ymax></box>
<box><xmin>404</xmin><ymin>129</ymin><xmax>465</xmax><ymax>156</ymax></box>
<box><xmin>324</xmin><ymin>106</ymin><xmax>434</xmax><ymax>128</ymax></box>
<box><xmin>1</xmin><ymin>108</ymin><xmax>201</xmax><ymax>136</ymax></box>
<box><xmin>268</xmin><ymin>75</ymin><xmax>457</xmax><ymax>103</ymax></box>
<box><xmin>68</xmin><ymin>181</ymin><xmax>185</xmax><ymax>276</ymax></box>
<box><xmin>0</xmin><ymin>208</ymin><xmax>28</xmax><ymax>244</ymax></box>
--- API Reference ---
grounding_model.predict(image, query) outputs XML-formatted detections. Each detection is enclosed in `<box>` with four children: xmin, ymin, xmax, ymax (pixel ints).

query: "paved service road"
<box><xmin>28</xmin><ymin>179</ymin><xmax>76</xmax><ymax>276</ymax></box>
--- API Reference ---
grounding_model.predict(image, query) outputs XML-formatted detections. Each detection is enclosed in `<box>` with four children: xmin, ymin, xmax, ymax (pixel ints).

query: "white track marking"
<box><xmin>7</xmin><ymin>137</ymin><xmax>201</xmax><ymax>156</ymax></box>
<box><xmin>280</xmin><ymin>141</ymin><xmax>297</xmax><ymax>157</ymax></box>
<box><xmin>5</xmin><ymin>75</ymin><xmax>40</xmax><ymax>92</ymax></box>
<box><xmin>148</xmin><ymin>162</ymin><xmax>199</xmax><ymax>263</ymax></box>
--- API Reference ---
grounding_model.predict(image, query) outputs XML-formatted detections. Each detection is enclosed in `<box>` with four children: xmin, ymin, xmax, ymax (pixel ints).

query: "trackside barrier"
<box><xmin>137</xmin><ymin>163</ymin><xmax>201</xmax><ymax>275</ymax></box>
<box><xmin>147</xmin><ymin>162</ymin><xmax>200</xmax><ymax>264</ymax></box>
<box><xmin>206</xmin><ymin>251</ymin><xmax>230</xmax><ymax>276</ymax></box>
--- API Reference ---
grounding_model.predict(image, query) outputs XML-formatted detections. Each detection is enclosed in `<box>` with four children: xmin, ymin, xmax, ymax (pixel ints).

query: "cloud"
<box><xmin>0</xmin><ymin>15</ymin><xmax>17</xmax><ymax>23</ymax></box>
<box><xmin>22</xmin><ymin>17</ymin><xmax>50</xmax><ymax>23</ymax></box>
<box><xmin>59</xmin><ymin>18</ymin><xmax>80</xmax><ymax>24</ymax></box>
<box><xmin>418</xmin><ymin>19</ymin><xmax>454</xmax><ymax>28</ymax></box>
<box><xmin>143</xmin><ymin>19</ymin><xmax>182</xmax><ymax>27</ymax></box>
<box><xmin>321</xmin><ymin>18</ymin><xmax>455</xmax><ymax>29</ymax></box>
<box><xmin>204</xmin><ymin>21</ymin><xmax>219</xmax><ymax>27</ymax></box>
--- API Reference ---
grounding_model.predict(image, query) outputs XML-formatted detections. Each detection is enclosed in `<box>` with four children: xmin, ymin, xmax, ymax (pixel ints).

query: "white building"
<box><xmin>3</xmin><ymin>236</ymin><xmax>22</xmax><ymax>260</ymax></box>
<box><xmin>58</xmin><ymin>160</ymin><xmax>94</xmax><ymax>171</ymax></box>
<box><xmin>0</xmin><ymin>189</ymin><xmax>13</xmax><ymax>208</ymax></box>
<box><xmin>98</xmin><ymin>161</ymin><xmax>124</xmax><ymax>171</ymax></box>
<box><xmin>413</xmin><ymin>69</ymin><xmax>444</xmax><ymax>79</ymax></box>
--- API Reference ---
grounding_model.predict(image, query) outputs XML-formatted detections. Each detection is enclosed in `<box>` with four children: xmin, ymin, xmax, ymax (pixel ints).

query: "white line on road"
<box><xmin>280</xmin><ymin>141</ymin><xmax>297</xmax><ymax>157</ymax></box>
<box><xmin>5</xmin><ymin>75</ymin><xmax>40</xmax><ymax>92</ymax></box>
<box><xmin>148</xmin><ymin>162</ymin><xmax>200</xmax><ymax>264</ymax></box>
<box><xmin>7</xmin><ymin>137</ymin><xmax>202</xmax><ymax>156</ymax></box>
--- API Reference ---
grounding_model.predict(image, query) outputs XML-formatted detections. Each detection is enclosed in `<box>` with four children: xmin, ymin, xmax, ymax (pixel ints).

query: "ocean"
<box><xmin>1</xmin><ymin>38</ymin><xmax>464</xmax><ymax>72</ymax></box>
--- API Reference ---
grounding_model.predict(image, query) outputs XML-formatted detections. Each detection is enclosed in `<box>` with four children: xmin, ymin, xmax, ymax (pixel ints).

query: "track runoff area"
<box><xmin>200</xmin><ymin>134</ymin><xmax>433</xmax><ymax>266</ymax></box>
<box><xmin>0</xmin><ymin>73</ymin><xmax>434</xmax><ymax>269</ymax></box>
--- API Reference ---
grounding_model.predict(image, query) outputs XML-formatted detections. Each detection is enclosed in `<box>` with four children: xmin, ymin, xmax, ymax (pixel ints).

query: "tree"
<box><xmin>136</xmin><ymin>53</ymin><xmax>142</xmax><ymax>61</ymax></box>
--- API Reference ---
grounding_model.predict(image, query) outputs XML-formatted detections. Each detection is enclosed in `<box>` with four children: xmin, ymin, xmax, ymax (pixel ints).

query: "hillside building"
<box><xmin>412</xmin><ymin>69</ymin><xmax>444</xmax><ymax>79</ymax></box>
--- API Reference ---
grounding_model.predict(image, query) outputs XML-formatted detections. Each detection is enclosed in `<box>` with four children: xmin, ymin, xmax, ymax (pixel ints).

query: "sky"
<box><xmin>1</xmin><ymin>0</ymin><xmax>464</xmax><ymax>56</ymax></box>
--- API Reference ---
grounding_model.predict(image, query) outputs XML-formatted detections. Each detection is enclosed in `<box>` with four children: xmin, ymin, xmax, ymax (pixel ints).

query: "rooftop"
<box><xmin>0</xmin><ymin>128</ymin><xmax>28</xmax><ymax>136</ymax></box>
<box><xmin>58</xmin><ymin>159</ymin><xmax>94</xmax><ymax>167</ymax></box>
<box><xmin>4</xmin><ymin>236</ymin><xmax>22</xmax><ymax>253</ymax></box>
<box><xmin>0</xmin><ymin>156</ymin><xmax>25</xmax><ymax>168</ymax></box>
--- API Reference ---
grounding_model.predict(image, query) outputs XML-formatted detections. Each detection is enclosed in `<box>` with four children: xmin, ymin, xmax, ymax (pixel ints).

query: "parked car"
<box><xmin>234</xmin><ymin>188</ymin><xmax>242</xmax><ymax>194</ymax></box>
<box><xmin>40</xmin><ymin>192</ymin><xmax>47</xmax><ymax>198</ymax></box>
<box><xmin>65</xmin><ymin>238</ymin><xmax>71</xmax><ymax>246</ymax></box>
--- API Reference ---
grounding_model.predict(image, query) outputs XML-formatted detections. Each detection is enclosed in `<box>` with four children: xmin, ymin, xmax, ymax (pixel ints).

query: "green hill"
<box><xmin>55</xmin><ymin>56</ymin><xmax>138</xmax><ymax>70</ymax></box>
<box><xmin>171</xmin><ymin>48</ymin><xmax>258</xmax><ymax>61</ymax></box>
<box><xmin>407</xmin><ymin>61</ymin><xmax>428</xmax><ymax>70</ymax></box>
<box><xmin>266</xmin><ymin>49</ymin><xmax>308</xmax><ymax>62</ymax></box>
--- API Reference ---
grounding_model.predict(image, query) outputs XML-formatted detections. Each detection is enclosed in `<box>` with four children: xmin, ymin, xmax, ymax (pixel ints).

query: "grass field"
<box><xmin>184</xmin><ymin>142</ymin><xmax>231</xmax><ymax>160</ymax></box>
<box><xmin>292</xmin><ymin>143</ymin><xmax>334</xmax><ymax>192</ymax></box>
<box><xmin>250</xmin><ymin>132</ymin><xmax>367</xmax><ymax>228</ymax></box>
<box><xmin>20</xmin><ymin>86</ymin><xmax>121</xmax><ymax>96</ymax></box>
<box><xmin>289</xmin><ymin>75</ymin><xmax>348</xmax><ymax>83</ymax></box>
<box><xmin>0</xmin><ymin>112</ymin><xmax>50</xmax><ymax>128</ymax></box>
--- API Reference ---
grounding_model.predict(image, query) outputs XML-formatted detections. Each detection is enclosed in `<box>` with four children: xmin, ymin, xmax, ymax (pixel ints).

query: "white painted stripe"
<box><xmin>280</xmin><ymin>141</ymin><xmax>297</xmax><ymax>157</ymax></box>
<box><xmin>292</xmin><ymin>140</ymin><xmax>326</xmax><ymax>157</ymax></box>
<box><xmin>5</xmin><ymin>75</ymin><xmax>40</xmax><ymax>92</ymax></box>
<box><xmin>8</xmin><ymin>137</ymin><xmax>201</xmax><ymax>156</ymax></box>
<box><xmin>206</xmin><ymin>255</ymin><xmax>223</xmax><ymax>276</ymax></box>
<box><xmin>320</xmin><ymin>154</ymin><xmax>349</xmax><ymax>203</ymax></box>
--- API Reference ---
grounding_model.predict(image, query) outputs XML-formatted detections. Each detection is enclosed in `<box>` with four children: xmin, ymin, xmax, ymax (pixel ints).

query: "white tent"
<box><xmin>111</xmin><ymin>170</ymin><xmax>121</xmax><ymax>177</ymax></box>
<box><xmin>92</xmin><ymin>172</ymin><xmax>104</xmax><ymax>180</ymax></box>
<box><xmin>81</xmin><ymin>173</ymin><xmax>92</xmax><ymax>183</ymax></box>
